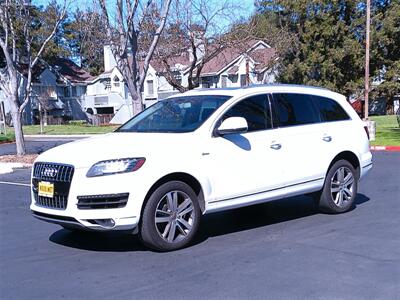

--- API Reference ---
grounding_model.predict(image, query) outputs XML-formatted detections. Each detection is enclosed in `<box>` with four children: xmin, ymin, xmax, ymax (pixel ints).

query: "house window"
<box><xmin>113</xmin><ymin>76</ymin><xmax>120</xmax><ymax>87</ymax></box>
<box><xmin>240</xmin><ymin>74</ymin><xmax>246</xmax><ymax>87</ymax></box>
<box><xmin>202</xmin><ymin>78</ymin><xmax>210</xmax><ymax>88</ymax></box>
<box><xmin>105</xmin><ymin>79</ymin><xmax>111</xmax><ymax>90</ymax></box>
<box><xmin>147</xmin><ymin>80</ymin><xmax>154</xmax><ymax>95</ymax></box>
<box><xmin>64</xmin><ymin>86</ymin><xmax>70</xmax><ymax>97</ymax></box>
<box><xmin>71</xmin><ymin>86</ymin><xmax>77</xmax><ymax>97</ymax></box>
<box><xmin>173</xmin><ymin>75</ymin><xmax>182</xmax><ymax>90</ymax></box>
<box><xmin>57</xmin><ymin>86</ymin><xmax>64</xmax><ymax>97</ymax></box>
<box><xmin>221</xmin><ymin>75</ymin><xmax>227</xmax><ymax>88</ymax></box>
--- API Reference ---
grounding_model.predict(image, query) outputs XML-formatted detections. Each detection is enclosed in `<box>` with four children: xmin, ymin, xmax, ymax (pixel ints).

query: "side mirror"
<box><xmin>217</xmin><ymin>117</ymin><xmax>248</xmax><ymax>136</ymax></box>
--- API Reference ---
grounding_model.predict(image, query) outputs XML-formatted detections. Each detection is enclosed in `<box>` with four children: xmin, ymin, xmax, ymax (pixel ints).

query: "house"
<box><xmin>0</xmin><ymin>58</ymin><xmax>94</xmax><ymax>125</ymax></box>
<box><xmin>82</xmin><ymin>46</ymin><xmax>134</xmax><ymax>124</ymax></box>
<box><xmin>88</xmin><ymin>40</ymin><xmax>278</xmax><ymax>124</ymax></box>
<box><xmin>142</xmin><ymin>40</ymin><xmax>277</xmax><ymax>106</ymax></box>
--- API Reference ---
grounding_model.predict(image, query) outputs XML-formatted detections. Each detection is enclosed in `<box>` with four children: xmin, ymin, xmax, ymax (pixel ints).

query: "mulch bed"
<box><xmin>0</xmin><ymin>154</ymin><xmax>38</xmax><ymax>164</ymax></box>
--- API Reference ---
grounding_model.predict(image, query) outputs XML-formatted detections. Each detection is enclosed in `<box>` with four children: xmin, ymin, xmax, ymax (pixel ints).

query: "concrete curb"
<box><xmin>370</xmin><ymin>145</ymin><xmax>400</xmax><ymax>152</ymax></box>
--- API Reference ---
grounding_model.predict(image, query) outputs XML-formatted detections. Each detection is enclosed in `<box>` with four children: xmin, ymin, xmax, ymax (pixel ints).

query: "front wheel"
<box><xmin>317</xmin><ymin>160</ymin><xmax>358</xmax><ymax>213</ymax></box>
<box><xmin>140</xmin><ymin>181</ymin><xmax>201</xmax><ymax>251</ymax></box>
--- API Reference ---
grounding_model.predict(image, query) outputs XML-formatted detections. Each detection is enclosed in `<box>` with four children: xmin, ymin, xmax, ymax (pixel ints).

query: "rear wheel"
<box><xmin>140</xmin><ymin>181</ymin><xmax>201</xmax><ymax>251</ymax></box>
<box><xmin>317</xmin><ymin>160</ymin><xmax>358</xmax><ymax>213</ymax></box>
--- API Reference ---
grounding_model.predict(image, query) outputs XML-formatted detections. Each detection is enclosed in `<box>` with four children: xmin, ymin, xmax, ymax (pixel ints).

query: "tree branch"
<box><xmin>139</xmin><ymin>0</ymin><xmax>172</xmax><ymax>88</ymax></box>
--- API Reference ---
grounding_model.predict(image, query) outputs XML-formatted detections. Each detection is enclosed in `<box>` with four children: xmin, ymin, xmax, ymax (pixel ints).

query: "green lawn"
<box><xmin>370</xmin><ymin>115</ymin><xmax>400</xmax><ymax>146</ymax></box>
<box><xmin>8</xmin><ymin>124</ymin><xmax>118</xmax><ymax>135</ymax></box>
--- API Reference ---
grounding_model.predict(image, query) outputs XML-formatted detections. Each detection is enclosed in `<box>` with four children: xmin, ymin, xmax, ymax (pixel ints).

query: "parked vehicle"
<box><xmin>31</xmin><ymin>85</ymin><xmax>373</xmax><ymax>251</ymax></box>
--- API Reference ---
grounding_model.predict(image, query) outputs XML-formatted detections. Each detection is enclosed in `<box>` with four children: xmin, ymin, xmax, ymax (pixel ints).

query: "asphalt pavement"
<box><xmin>0</xmin><ymin>136</ymin><xmax>86</xmax><ymax>156</ymax></box>
<box><xmin>0</xmin><ymin>152</ymin><xmax>399</xmax><ymax>299</ymax></box>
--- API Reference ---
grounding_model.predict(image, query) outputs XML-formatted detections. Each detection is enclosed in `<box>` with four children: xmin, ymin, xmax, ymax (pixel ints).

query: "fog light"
<box><xmin>93</xmin><ymin>219</ymin><xmax>115</xmax><ymax>229</ymax></box>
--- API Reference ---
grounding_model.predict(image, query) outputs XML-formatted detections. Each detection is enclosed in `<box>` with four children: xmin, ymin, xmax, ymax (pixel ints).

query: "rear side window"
<box><xmin>222</xmin><ymin>94</ymin><xmax>272</xmax><ymax>132</ymax></box>
<box><xmin>313</xmin><ymin>96</ymin><xmax>350</xmax><ymax>122</ymax></box>
<box><xmin>272</xmin><ymin>93</ymin><xmax>320</xmax><ymax>127</ymax></box>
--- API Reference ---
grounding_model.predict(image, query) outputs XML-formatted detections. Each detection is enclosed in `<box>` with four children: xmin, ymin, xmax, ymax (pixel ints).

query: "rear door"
<box><xmin>312</xmin><ymin>95</ymin><xmax>353</xmax><ymax>164</ymax></box>
<box><xmin>270</xmin><ymin>93</ymin><xmax>328</xmax><ymax>187</ymax></box>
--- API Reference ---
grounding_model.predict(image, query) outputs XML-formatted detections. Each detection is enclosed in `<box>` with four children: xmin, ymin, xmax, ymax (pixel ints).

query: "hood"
<box><xmin>35</xmin><ymin>132</ymin><xmax>195</xmax><ymax>169</ymax></box>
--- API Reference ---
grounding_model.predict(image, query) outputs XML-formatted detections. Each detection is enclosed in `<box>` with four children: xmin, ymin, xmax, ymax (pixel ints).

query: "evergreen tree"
<box><xmin>256</xmin><ymin>0</ymin><xmax>399</xmax><ymax>105</ymax></box>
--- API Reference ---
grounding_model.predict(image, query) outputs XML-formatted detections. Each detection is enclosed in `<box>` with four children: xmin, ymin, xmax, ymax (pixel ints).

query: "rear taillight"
<box><xmin>364</xmin><ymin>126</ymin><xmax>370</xmax><ymax>140</ymax></box>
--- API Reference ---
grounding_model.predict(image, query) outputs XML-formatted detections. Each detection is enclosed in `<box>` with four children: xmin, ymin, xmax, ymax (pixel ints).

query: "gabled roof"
<box><xmin>199</xmin><ymin>40</ymin><xmax>276</xmax><ymax>76</ymax></box>
<box><xmin>51</xmin><ymin>58</ymin><xmax>95</xmax><ymax>83</ymax></box>
<box><xmin>18</xmin><ymin>58</ymin><xmax>94</xmax><ymax>84</ymax></box>
<box><xmin>142</xmin><ymin>40</ymin><xmax>276</xmax><ymax>77</ymax></box>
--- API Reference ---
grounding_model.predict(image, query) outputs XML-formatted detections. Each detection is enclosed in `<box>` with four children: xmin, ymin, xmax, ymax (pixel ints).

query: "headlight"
<box><xmin>86</xmin><ymin>158</ymin><xmax>146</xmax><ymax>177</ymax></box>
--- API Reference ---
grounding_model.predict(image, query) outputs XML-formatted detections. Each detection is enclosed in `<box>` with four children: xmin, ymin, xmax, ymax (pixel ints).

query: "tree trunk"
<box><xmin>126</xmin><ymin>80</ymin><xmax>143</xmax><ymax>116</ymax></box>
<box><xmin>39</xmin><ymin>103</ymin><xmax>43</xmax><ymax>134</ymax></box>
<box><xmin>11</xmin><ymin>110</ymin><xmax>26</xmax><ymax>156</ymax></box>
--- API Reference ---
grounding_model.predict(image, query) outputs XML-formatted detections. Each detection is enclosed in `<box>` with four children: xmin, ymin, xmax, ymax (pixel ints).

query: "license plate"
<box><xmin>38</xmin><ymin>181</ymin><xmax>54</xmax><ymax>198</ymax></box>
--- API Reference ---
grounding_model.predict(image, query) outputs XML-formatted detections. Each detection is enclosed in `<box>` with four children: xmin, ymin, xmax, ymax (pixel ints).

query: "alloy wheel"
<box><xmin>154</xmin><ymin>190</ymin><xmax>195</xmax><ymax>243</ymax></box>
<box><xmin>330</xmin><ymin>166</ymin><xmax>355</xmax><ymax>207</ymax></box>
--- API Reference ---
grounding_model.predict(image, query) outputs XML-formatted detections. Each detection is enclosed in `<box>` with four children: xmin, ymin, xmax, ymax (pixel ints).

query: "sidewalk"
<box><xmin>0</xmin><ymin>162</ymin><xmax>31</xmax><ymax>175</ymax></box>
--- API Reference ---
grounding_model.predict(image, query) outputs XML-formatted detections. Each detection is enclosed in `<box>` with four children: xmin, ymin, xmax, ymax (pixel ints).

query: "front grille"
<box><xmin>32</xmin><ymin>162</ymin><xmax>75</xmax><ymax>210</ymax></box>
<box><xmin>77</xmin><ymin>193</ymin><xmax>129</xmax><ymax>209</ymax></box>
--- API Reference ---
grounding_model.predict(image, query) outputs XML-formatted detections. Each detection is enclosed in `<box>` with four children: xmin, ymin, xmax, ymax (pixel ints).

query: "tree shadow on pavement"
<box><xmin>49</xmin><ymin>193</ymin><xmax>370</xmax><ymax>252</ymax></box>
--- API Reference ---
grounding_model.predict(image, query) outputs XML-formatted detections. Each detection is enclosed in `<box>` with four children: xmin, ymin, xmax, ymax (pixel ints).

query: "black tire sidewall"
<box><xmin>140</xmin><ymin>181</ymin><xmax>201</xmax><ymax>251</ymax></box>
<box><xmin>320</xmin><ymin>160</ymin><xmax>358</xmax><ymax>214</ymax></box>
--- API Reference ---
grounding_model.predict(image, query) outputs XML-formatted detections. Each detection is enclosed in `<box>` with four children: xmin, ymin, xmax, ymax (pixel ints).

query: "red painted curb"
<box><xmin>370</xmin><ymin>145</ymin><xmax>400</xmax><ymax>152</ymax></box>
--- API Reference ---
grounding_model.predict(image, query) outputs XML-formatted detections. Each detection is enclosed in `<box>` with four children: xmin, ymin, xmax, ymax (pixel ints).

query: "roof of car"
<box><xmin>182</xmin><ymin>84</ymin><xmax>342</xmax><ymax>99</ymax></box>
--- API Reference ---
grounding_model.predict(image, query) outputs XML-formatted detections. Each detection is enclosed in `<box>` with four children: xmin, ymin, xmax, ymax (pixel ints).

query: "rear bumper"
<box><xmin>359</xmin><ymin>151</ymin><xmax>373</xmax><ymax>180</ymax></box>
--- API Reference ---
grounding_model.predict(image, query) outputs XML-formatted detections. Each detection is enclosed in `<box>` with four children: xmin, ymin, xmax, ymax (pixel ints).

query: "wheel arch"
<box><xmin>142</xmin><ymin>172</ymin><xmax>206</xmax><ymax>216</ymax></box>
<box><xmin>327</xmin><ymin>151</ymin><xmax>361</xmax><ymax>179</ymax></box>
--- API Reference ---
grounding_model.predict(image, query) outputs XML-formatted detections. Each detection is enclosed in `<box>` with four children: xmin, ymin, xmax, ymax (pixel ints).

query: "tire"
<box><xmin>140</xmin><ymin>181</ymin><xmax>201</xmax><ymax>251</ymax></box>
<box><xmin>317</xmin><ymin>160</ymin><xmax>358</xmax><ymax>214</ymax></box>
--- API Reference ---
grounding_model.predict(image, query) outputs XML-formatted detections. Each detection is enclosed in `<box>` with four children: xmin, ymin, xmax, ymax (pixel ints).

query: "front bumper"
<box><xmin>30</xmin><ymin>166</ymin><xmax>149</xmax><ymax>233</ymax></box>
<box><xmin>31</xmin><ymin>210</ymin><xmax>139</xmax><ymax>232</ymax></box>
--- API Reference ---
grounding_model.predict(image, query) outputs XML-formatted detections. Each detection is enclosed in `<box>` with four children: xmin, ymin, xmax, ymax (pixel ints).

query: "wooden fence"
<box><xmin>91</xmin><ymin>114</ymin><xmax>114</xmax><ymax>126</ymax></box>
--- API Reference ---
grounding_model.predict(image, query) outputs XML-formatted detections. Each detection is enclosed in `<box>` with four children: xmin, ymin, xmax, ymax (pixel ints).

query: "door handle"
<box><xmin>270</xmin><ymin>143</ymin><xmax>282</xmax><ymax>150</ymax></box>
<box><xmin>322</xmin><ymin>135</ymin><xmax>332</xmax><ymax>142</ymax></box>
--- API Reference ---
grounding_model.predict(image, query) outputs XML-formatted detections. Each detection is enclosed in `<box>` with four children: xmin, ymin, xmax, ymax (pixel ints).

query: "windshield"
<box><xmin>117</xmin><ymin>95</ymin><xmax>231</xmax><ymax>133</ymax></box>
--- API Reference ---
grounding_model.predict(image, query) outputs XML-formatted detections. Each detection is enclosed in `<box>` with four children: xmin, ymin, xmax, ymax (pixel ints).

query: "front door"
<box><xmin>206</xmin><ymin>94</ymin><xmax>285</xmax><ymax>203</ymax></box>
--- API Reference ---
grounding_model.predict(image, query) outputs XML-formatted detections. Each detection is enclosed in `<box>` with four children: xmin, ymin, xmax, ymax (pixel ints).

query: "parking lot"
<box><xmin>0</xmin><ymin>151</ymin><xmax>399</xmax><ymax>299</ymax></box>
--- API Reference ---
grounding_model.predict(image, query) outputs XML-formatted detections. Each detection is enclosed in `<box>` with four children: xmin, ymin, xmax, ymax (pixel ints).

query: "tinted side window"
<box><xmin>313</xmin><ymin>96</ymin><xmax>350</xmax><ymax>122</ymax></box>
<box><xmin>272</xmin><ymin>93</ymin><xmax>320</xmax><ymax>127</ymax></box>
<box><xmin>223</xmin><ymin>94</ymin><xmax>271</xmax><ymax>132</ymax></box>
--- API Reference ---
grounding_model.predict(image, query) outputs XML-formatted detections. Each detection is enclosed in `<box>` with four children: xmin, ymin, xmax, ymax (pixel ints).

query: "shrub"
<box><xmin>68</xmin><ymin>120</ymin><xmax>87</xmax><ymax>126</ymax></box>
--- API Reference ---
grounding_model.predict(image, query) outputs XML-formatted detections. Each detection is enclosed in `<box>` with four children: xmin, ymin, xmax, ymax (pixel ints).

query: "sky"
<box><xmin>33</xmin><ymin>0</ymin><xmax>256</xmax><ymax>20</ymax></box>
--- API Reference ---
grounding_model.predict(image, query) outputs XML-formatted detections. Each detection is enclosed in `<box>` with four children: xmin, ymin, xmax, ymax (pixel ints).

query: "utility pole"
<box><xmin>364</xmin><ymin>0</ymin><xmax>371</xmax><ymax>120</ymax></box>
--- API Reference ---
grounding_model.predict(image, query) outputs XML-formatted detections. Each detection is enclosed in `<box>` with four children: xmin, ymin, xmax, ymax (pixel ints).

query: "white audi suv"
<box><xmin>31</xmin><ymin>85</ymin><xmax>373</xmax><ymax>251</ymax></box>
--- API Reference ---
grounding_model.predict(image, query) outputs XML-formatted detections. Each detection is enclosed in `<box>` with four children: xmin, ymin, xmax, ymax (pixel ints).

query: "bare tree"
<box><xmin>153</xmin><ymin>0</ymin><xmax>254</xmax><ymax>92</ymax></box>
<box><xmin>36</xmin><ymin>87</ymin><xmax>52</xmax><ymax>134</ymax></box>
<box><xmin>98</xmin><ymin>0</ymin><xmax>172</xmax><ymax>116</ymax></box>
<box><xmin>67</xmin><ymin>7</ymin><xmax>109</xmax><ymax>75</ymax></box>
<box><xmin>0</xmin><ymin>0</ymin><xmax>66</xmax><ymax>155</ymax></box>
